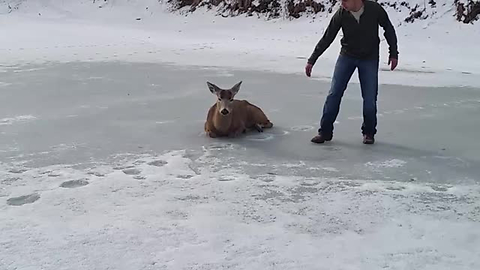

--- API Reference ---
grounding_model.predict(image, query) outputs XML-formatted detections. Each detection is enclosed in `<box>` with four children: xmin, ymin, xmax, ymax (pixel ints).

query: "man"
<box><xmin>306</xmin><ymin>0</ymin><xmax>398</xmax><ymax>145</ymax></box>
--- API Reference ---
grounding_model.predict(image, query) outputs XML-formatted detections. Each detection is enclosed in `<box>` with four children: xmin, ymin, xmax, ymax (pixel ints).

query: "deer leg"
<box><xmin>261</xmin><ymin>121</ymin><xmax>273</xmax><ymax>129</ymax></box>
<box><xmin>228</xmin><ymin>129</ymin><xmax>242</xmax><ymax>138</ymax></box>
<box><xmin>207</xmin><ymin>130</ymin><xmax>218</xmax><ymax>138</ymax></box>
<box><xmin>228</xmin><ymin>125</ymin><xmax>246</xmax><ymax>138</ymax></box>
<box><xmin>253</xmin><ymin>123</ymin><xmax>264</xmax><ymax>132</ymax></box>
<box><xmin>247</xmin><ymin>103</ymin><xmax>273</xmax><ymax>130</ymax></box>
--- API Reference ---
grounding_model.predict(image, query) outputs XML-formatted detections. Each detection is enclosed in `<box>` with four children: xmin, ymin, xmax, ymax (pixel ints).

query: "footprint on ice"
<box><xmin>386</xmin><ymin>186</ymin><xmax>406</xmax><ymax>191</ymax></box>
<box><xmin>430</xmin><ymin>185</ymin><xmax>449</xmax><ymax>192</ymax></box>
<box><xmin>2</xmin><ymin>177</ymin><xmax>20</xmax><ymax>185</ymax></box>
<box><xmin>177</xmin><ymin>175</ymin><xmax>194</xmax><ymax>180</ymax></box>
<box><xmin>87</xmin><ymin>172</ymin><xmax>105</xmax><ymax>177</ymax></box>
<box><xmin>133</xmin><ymin>160</ymin><xmax>146</xmax><ymax>165</ymax></box>
<box><xmin>59</xmin><ymin>179</ymin><xmax>89</xmax><ymax>188</ymax></box>
<box><xmin>7</xmin><ymin>193</ymin><xmax>40</xmax><ymax>206</ymax></box>
<box><xmin>252</xmin><ymin>174</ymin><xmax>275</xmax><ymax>183</ymax></box>
<box><xmin>123</xmin><ymin>168</ymin><xmax>141</xmax><ymax>175</ymax></box>
<box><xmin>147</xmin><ymin>160</ymin><xmax>168</xmax><ymax>167</ymax></box>
<box><xmin>218</xmin><ymin>176</ymin><xmax>236</xmax><ymax>182</ymax></box>
<box><xmin>8</xmin><ymin>168</ymin><xmax>27</xmax><ymax>174</ymax></box>
<box><xmin>113</xmin><ymin>165</ymin><xmax>134</xmax><ymax>170</ymax></box>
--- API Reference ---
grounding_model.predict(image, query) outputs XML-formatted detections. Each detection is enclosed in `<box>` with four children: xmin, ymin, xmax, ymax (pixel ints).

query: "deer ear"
<box><xmin>207</xmin><ymin>81</ymin><xmax>220</xmax><ymax>94</ymax></box>
<box><xmin>230</xmin><ymin>81</ymin><xmax>242</xmax><ymax>96</ymax></box>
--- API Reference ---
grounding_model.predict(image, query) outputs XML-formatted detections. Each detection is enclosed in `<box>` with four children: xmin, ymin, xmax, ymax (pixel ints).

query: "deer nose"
<box><xmin>221</xmin><ymin>109</ymin><xmax>229</xmax><ymax>115</ymax></box>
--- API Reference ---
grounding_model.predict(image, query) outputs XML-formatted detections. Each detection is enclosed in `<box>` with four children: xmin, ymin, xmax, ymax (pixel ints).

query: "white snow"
<box><xmin>0</xmin><ymin>0</ymin><xmax>479</xmax><ymax>88</ymax></box>
<box><xmin>1</xmin><ymin>0</ymin><xmax>480</xmax><ymax>269</ymax></box>
<box><xmin>1</xmin><ymin>149</ymin><xmax>480</xmax><ymax>269</ymax></box>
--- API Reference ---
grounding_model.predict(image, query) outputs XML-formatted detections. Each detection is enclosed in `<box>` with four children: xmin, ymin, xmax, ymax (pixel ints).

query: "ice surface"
<box><xmin>1</xmin><ymin>62</ymin><xmax>480</xmax><ymax>269</ymax></box>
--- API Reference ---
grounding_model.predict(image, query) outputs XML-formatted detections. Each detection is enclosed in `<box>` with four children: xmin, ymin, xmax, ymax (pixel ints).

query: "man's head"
<box><xmin>341</xmin><ymin>0</ymin><xmax>364</xmax><ymax>12</ymax></box>
<box><xmin>207</xmin><ymin>81</ymin><xmax>242</xmax><ymax>116</ymax></box>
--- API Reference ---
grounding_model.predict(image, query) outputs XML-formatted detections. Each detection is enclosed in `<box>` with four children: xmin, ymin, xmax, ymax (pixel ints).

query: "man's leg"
<box><xmin>313</xmin><ymin>55</ymin><xmax>356</xmax><ymax>143</ymax></box>
<box><xmin>357</xmin><ymin>58</ymin><xmax>379</xmax><ymax>143</ymax></box>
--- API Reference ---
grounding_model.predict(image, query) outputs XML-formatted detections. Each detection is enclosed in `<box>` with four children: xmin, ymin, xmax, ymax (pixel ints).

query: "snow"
<box><xmin>1</xmin><ymin>0</ymin><xmax>480</xmax><ymax>269</ymax></box>
<box><xmin>2</xmin><ymin>149</ymin><xmax>480</xmax><ymax>269</ymax></box>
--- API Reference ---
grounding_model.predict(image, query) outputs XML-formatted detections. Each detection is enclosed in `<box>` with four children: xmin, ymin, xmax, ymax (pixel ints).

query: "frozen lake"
<box><xmin>2</xmin><ymin>61</ymin><xmax>480</xmax><ymax>182</ymax></box>
<box><xmin>1</xmin><ymin>62</ymin><xmax>480</xmax><ymax>269</ymax></box>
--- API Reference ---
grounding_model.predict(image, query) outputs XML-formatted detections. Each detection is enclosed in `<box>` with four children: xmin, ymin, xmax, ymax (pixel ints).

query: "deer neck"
<box><xmin>213</xmin><ymin>109</ymin><xmax>233</xmax><ymax>133</ymax></box>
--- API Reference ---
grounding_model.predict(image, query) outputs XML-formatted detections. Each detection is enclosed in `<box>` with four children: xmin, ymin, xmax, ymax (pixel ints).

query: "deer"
<box><xmin>204</xmin><ymin>81</ymin><xmax>273</xmax><ymax>138</ymax></box>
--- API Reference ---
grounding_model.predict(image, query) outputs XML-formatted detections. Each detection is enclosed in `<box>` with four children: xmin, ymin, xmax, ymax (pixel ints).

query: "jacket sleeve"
<box><xmin>307</xmin><ymin>8</ymin><xmax>342</xmax><ymax>65</ymax></box>
<box><xmin>378</xmin><ymin>4</ymin><xmax>399</xmax><ymax>59</ymax></box>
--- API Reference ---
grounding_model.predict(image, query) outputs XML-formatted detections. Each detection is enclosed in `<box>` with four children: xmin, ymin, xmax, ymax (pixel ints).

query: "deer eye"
<box><xmin>218</xmin><ymin>98</ymin><xmax>221</xmax><ymax>101</ymax></box>
<box><xmin>229</xmin><ymin>98</ymin><xmax>233</xmax><ymax>102</ymax></box>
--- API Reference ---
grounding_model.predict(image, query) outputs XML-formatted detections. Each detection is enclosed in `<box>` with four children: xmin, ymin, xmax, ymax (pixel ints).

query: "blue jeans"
<box><xmin>318</xmin><ymin>54</ymin><xmax>379</xmax><ymax>136</ymax></box>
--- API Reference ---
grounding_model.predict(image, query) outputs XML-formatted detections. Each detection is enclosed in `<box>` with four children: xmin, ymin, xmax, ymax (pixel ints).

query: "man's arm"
<box><xmin>307</xmin><ymin>8</ymin><xmax>342</xmax><ymax>65</ymax></box>
<box><xmin>378</xmin><ymin>4</ymin><xmax>399</xmax><ymax>59</ymax></box>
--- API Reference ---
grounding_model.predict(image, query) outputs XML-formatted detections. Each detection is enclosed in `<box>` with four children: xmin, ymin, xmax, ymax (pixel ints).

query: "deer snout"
<box><xmin>221</xmin><ymin>108</ymin><xmax>229</xmax><ymax>115</ymax></box>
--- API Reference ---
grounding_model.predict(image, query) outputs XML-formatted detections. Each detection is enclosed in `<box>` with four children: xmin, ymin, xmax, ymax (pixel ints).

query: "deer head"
<box><xmin>207</xmin><ymin>81</ymin><xmax>242</xmax><ymax>116</ymax></box>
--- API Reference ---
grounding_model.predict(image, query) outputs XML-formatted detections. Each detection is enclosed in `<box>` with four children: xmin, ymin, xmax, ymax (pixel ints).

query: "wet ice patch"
<box><xmin>0</xmin><ymin>115</ymin><xmax>37</xmax><ymax>125</ymax></box>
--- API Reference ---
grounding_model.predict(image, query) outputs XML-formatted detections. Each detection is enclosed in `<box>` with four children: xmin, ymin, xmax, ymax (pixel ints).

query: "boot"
<box><xmin>363</xmin><ymin>134</ymin><xmax>375</xmax><ymax>144</ymax></box>
<box><xmin>311</xmin><ymin>133</ymin><xmax>333</xmax><ymax>144</ymax></box>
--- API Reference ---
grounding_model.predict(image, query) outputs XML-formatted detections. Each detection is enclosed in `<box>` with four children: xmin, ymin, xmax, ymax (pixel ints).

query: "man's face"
<box><xmin>341</xmin><ymin>0</ymin><xmax>357</xmax><ymax>11</ymax></box>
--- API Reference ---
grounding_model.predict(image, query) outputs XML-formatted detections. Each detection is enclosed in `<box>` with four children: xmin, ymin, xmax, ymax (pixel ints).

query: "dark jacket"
<box><xmin>308</xmin><ymin>0</ymin><xmax>398</xmax><ymax>65</ymax></box>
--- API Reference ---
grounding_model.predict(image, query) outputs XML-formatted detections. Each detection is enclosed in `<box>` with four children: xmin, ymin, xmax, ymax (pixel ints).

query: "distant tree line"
<box><xmin>165</xmin><ymin>0</ymin><xmax>480</xmax><ymax>24</ymax></box>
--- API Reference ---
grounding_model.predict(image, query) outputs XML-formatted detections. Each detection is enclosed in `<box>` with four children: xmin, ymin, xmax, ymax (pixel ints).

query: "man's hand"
<box><xmin>388</xmin><ymin>57</ymin><xmax>398</xmax><ymax>71</ymax></box>
<box><xmin>305</xmin><ymin>63</ymin><xmax>313</xmax><ymax>77</ymax></box>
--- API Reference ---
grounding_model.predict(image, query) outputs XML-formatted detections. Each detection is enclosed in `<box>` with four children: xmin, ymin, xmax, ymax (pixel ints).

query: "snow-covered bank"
<box><xmin>1</xmin><ymin>149</ymin><xmax>480</xmax><ymax>269</ymax></box>
<box><xmin>0</xmin><ymin>0</ymin><xmax>479</xmax><ymax>88</ymax></box>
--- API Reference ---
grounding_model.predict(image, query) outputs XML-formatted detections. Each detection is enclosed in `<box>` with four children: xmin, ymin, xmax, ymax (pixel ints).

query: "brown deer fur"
<box><xmin>204</xmin><ymin>81</ymin><xmax>273</xmax><ymax>138</ymax></box>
